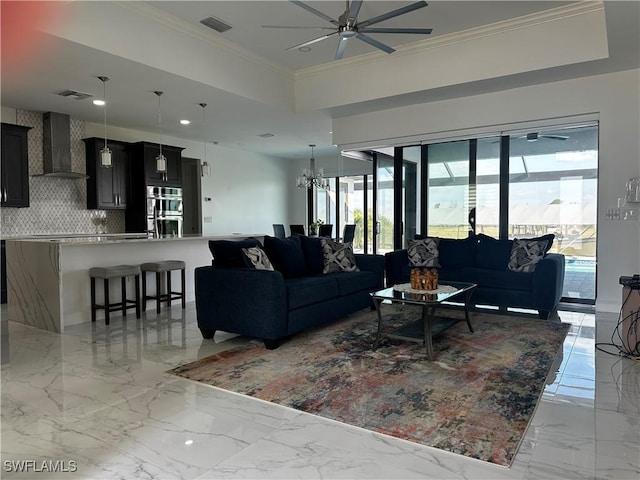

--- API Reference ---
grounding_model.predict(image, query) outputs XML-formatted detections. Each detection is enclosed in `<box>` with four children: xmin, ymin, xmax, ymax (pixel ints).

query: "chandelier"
<box><xmin>296</xmin><ymin>144</ymin><xmax>329</xmax><ymax>190</ymax></box>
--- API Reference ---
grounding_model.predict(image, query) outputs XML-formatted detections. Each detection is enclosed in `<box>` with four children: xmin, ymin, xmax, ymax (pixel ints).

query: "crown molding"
<box><xmin>118</xmin><ymin>1</ymin><xmax>295</xmax><ymax>80</ymax></box>
<box><xmin>296</xmin><ymin>1</ymin><xmax>605</xmax><ymax>80</ymax></box>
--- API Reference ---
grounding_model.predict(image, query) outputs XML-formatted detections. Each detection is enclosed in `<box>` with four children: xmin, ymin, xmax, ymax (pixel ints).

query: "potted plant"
<box><xmin>309</xmin><ymin>219</ymin><xmax>324</xmax><ymax>236</ymax></box>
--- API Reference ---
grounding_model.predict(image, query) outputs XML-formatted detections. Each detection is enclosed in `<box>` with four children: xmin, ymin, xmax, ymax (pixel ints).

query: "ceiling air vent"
<box><xmin>257</xmin><ymin>133</ymin><xmax>274</xmax><ymax>138</ymax></box>
<box><xmin>57</xmin><ymin>89</ymin><xmax>93</xmax><ymax>100</ymax></box>
<box><xmin>200</xmin><ymin>16</ymin><xmax>232</xmax><ymax>33</ymax></box>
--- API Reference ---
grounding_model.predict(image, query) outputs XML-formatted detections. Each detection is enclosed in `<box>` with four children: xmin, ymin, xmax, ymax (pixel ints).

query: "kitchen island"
<box><xmin>6</xmin><ymin>233</ymin><xmax>264</xmax><ymax>333</ymax></box>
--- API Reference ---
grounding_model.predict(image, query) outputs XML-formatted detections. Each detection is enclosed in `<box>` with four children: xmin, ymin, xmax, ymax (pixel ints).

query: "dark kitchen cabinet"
<box><xmin>1</xmin><ymin>123</ymin><xmax>31</xmax><ymax>208</ymax></box>
<box><xmin>1</xmin><ymin>240</ymin><xmax>6</xmax><ymax>304</ymax></box>
<box><xmin>83</xmin><ymin>138</ymin><xmax>131</xmax><ymax>209</ymax></box>
<box><xmin>132</xmin><ymin>141</ymin><xmax>183</xmax><ymax>187</ymax></box>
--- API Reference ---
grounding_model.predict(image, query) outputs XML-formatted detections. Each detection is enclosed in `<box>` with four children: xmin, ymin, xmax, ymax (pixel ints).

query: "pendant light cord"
<box><xmin>98</xmin><ymin>76</ymin><xmax>109</xmax><ymax>150</ymax></box>
<box><xmin>155</xmin><ymin>91</ymin><xmax>163</xmax><ymax>157</ymax></box>
<box><xmin>200</xmin><ymin>102</ymin><xmax>207</xmax><ymax>161</ymax></box>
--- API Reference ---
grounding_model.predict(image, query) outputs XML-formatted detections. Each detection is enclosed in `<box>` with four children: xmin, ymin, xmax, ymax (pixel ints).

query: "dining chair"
<box><xmin>273</xmin><ymin>224</ymin><xmax>286</xmax><ymax>239</ymax></box>
<box><xmin>318</xmin><ymin>224</ymin><xmax>333</xmax><ymax>238</ymax></box>
<box><xmin>342</xmin><ymin>224</ymin><xmax>356</xmax><ymax>243</ymax></box>
<box><xmin>289</xmin><ymin>224</ymin><xmax>305</xmax><ymax>236</ymax></box>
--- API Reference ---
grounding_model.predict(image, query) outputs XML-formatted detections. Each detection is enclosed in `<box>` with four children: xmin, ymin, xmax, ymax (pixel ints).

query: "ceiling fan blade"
<box><xmin>358</xmin><ymin>1</ymin><xmax>428</xmax><ymax>28</ymax></box>
<box><xmin>542</xmin><ymin>135</ymin><xmax>569</xmax><ymax>141</ymax></box>
<box><xmin>348</xmin><ymin>0</ymin><xmax>364</xmax><ymax>21</ymax></box>
<box><xmin>335</xmin><ymin>37</ymin><xmax>349</xmax><ymax>60</ymax></box>
<box><xmin>356</xmin><ymin>33</ymin><xmax>395</xmax><ymax>54</ymax></box>
<box><xmin>359</xmin><ymin>27</ymin><xmax>433</xmax><ymax>34</ymax></box>
<box><xmin>285</xmin><ymin>31</ymin><xmax>338</xmax><ymax>51</ymax></box>
<box><xmin>262</xmin><ymin>25</ymin><xmax>335</xmax><ymax>30</ymax></box>
<box><xmin>290</xmin><ymin>1</ymin><xmax>339</xmax><ymax>26</ymax></box>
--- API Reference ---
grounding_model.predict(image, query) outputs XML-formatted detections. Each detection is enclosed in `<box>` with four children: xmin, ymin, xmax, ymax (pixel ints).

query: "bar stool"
<box><xmin>140</xmin><ymin>260</ymin><xmax>186</xmax><ymax>314</ymax></box>
<box><xmin>89</xmin><ymin>265</ymin><xmax>141</xmax><ymax>325</ymax></box>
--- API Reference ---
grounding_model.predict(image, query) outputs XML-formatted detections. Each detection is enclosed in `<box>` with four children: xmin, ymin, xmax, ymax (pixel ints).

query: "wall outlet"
<box><xmin>204</xmin><ymin>216</ymin><xmax>212</xmax><ymax>223</ymax></box>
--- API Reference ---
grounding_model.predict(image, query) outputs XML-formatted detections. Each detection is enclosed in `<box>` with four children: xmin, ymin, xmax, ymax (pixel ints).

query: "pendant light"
<box><xmin>296</xmin><ymin>144</ymin><xmax>329</xmax><ymax>190</ymax></box>
<box><xmin>154</xmin><ymin>90</ymin><xmax>167</xmax><ymax>176</ymax></box>
<box><xmin>199</xmin><ymin>102</ymin><xmax>210</xmax><ymax>177</ymax></box>
<box><xmin>98</xmin><ymin>76</ymin><xmax>112</xmax><ymax>168</ymax></box>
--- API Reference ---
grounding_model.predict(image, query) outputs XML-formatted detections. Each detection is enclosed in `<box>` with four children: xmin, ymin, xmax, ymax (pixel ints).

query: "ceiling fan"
<box><xmin>262</xmin><ymin>1</ymin><xmax>433</xmax><ymax>60</ymax></box>
<box><xmin>523</xmin><ymin>132</ymin><xmax>569</xmax><ymax>142</ymax></box>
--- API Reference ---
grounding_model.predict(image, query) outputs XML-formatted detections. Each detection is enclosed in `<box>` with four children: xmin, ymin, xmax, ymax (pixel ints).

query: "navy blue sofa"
<box><xmin>385</xmin><ymin>234</ymin><xmax>565</xmax><ymax>319</ymax></box>
<box><xmin>195</xmin><ymin>235</ymin><xmax>385</xmax><ymax>348</ymax></box>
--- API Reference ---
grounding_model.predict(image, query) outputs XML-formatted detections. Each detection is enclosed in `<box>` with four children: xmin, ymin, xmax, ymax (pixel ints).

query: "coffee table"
<box><xmin>371</xmin><ymin>281</ymin><xmax>477</xmax><ymax>361</ymax></box>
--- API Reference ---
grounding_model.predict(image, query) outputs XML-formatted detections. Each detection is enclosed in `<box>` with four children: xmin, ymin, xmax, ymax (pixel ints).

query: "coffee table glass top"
<box><xmin>371</xmin><ymin>281</ymin><xmax>477</xmax><ymax>305</ymax></box>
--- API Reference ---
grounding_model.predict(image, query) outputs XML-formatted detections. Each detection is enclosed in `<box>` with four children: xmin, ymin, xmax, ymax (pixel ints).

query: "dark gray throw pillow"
<box><xmin>263</xmin><ymin>235</ymin><xmax>306</xmax><ymax>278</ymax></box>
<box><xmin>242</xmin><ymin>246</ymin><xmax>274</xmax><ymax>271</ymax></box>
<box><xmin>320</xmin><ymin>239</ymin><xmax>359</xmax><ymax>273</ymax></box>
<box><xmin>407</xmin><ymin>237</ymin><xmax>440</xmax><ymax>267</ymax></box>
<box><xmin>508</xmin><ymin>239</ymin><xmax>548</xmax><ymax>272</ymax></box>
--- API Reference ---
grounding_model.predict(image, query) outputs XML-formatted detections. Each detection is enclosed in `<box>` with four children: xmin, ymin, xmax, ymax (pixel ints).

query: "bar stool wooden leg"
<box><xmin>155</xmin><ymin>272</ymin><xmax>161</xmax><ymax>314</ymax></box>
<box><xmin>142</xmin><ymin>272</ymin><xmax>147</xmax><ymax>312</ymax></box>
<box><xmin>134</xmin><ymin>274</ymin><xmax>141</xmax><ymax>319</ymax></box>
<box><xmin>104</xmin><ymin>278</ymin><xmax>110</xmax><ymax>326</ymax></box>
<box><xmin>181</xmin><ymin>268</ymin><xmax>186</xmax><ymax>309</ymax></box>
<box><xmin>121</xmin><ymin>276</ymin><xmax>127</xmax><ymax>318</ymax></box>
<box><xmin>91</xmin><ymin>277</ymin><xmax>97</xmax><ymax>322</ymax></box>
<box><xmin>167</xmin><ymin>270</ymin><xmax>172</xmax><ymax>307</ymax></box>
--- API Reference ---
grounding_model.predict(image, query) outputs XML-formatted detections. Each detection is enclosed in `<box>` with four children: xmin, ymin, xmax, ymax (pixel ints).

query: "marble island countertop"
<box><xmin>4</xmin><ymin>233</ymin><xmax>265</xmax><ymax>245</ymax></box>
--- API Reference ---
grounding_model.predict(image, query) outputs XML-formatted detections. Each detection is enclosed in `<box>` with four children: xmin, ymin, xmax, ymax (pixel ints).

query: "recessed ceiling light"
<box><xmin>298</xmin><ymin>46</ymin><xmax>312</xmax><ymax>52</ymax></box>
<box><xmin>180</xmin><ymin>119</ymin><xmax>190</xmax><ymax>125</ymax></box>
<box><xmin>93</xmin><ymin>99</ymin><xmax>105</xmax><ymax>106</ymax></box>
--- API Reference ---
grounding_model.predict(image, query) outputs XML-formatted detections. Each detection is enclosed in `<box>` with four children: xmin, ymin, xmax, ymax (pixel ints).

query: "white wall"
<box><xmin>333</xmin><ymin>69</ymin><xmax>640</xmax><ymax>313</ymax></box>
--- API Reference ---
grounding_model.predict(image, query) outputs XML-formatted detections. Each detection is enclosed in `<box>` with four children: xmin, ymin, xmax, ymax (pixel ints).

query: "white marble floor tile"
<box><xmin>2</xmin><ymin>303</ymin><xmax>639</xmax><ymax>480</ymax></box>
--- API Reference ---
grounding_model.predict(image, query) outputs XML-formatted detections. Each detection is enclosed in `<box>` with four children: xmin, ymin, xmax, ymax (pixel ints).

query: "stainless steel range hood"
<box><xmin>36</xmin><ymin>112</ymin><xmax>88</xmax><ymax>179</ymax></box>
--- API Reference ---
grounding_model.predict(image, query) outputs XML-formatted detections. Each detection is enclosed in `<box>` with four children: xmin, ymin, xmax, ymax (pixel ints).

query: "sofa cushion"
<box><xmin>464</xmin><ymin>267</ymin><xmax>533</xmax><ymax>292</ymax></box>
<box><xmin>324</xmin><ymin>270</ymin><xmax>379</xmax><ymax>296</ymax></box>
<box><xmin>439</xmin><ymin>236</ymin><xmax>477</xmax><ymax>269</ymax></box>
<box><xmin>508</xmin><ymin>239</ymin><xmax>548</xmax><ymax>273</ymax></box>
<box><xmin>299</xmin><ymin>235</ymin><xmax>324</xmax><ymax>275</ymax></box>
<box><xmin>437</xmin><ymin>268</ymin><xmax>469</xmax><ymax>283</ymax></box>
<box><xmin>476</xmin><ymin>234</ymin><xmax>513</xmax><ymax>271</ymax></box>
<box><xmin>285</xmin><ymin>276</ymin><xmax>340</xmax><ymax>310</ymax></box>
<box><xmin>408</xmin><ymin>237</ymin><xmax>440</xmax><ymax>267</ymax></box>
<box><xmin>209</xmin><ymin>238</ymin><xmax>262</xmax><ymax>268</ymax></box>
<box><xmin>517</xmin><ymin>234</ymin><xmax>555</xmax><ymax>254</ymax></box>
<box><xmin>321</xmin><ymin>239</ymin><xmax>359</xmax><ymax>273</ymax></box>
<box><xmin>242</xmin><ymin>246</ymin><xmax>274</xmax><ymax>271</ymax></box>
<box><xmin>263</xmin><ymin>235</ymin><xmax>306</xmax><ymax>278</ymax></box>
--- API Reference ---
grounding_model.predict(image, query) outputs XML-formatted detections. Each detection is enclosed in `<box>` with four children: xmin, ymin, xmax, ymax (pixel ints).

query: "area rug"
<box><xmin>168</xmin><ymin>306</ymin><xmax>569</xmax><ymax>466</ymax></box>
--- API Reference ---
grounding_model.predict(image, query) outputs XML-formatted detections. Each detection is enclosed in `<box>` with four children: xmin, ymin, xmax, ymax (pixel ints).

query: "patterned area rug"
<box><xmin>168</xmin><ymin>306</ymin><xmax>569</xmax><ymax>466</ymax></box>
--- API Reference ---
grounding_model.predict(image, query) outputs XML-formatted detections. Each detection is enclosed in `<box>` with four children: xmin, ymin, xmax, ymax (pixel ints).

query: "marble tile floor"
<box><xmin>1</xmin><ymin>303</ymin><xmax>639</xmax><ymax>480</ymax></box>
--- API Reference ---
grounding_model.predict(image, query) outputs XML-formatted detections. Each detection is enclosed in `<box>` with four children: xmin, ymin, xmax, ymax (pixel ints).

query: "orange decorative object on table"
<box><xmin>410</xmin><ymin>268</ymin><xmax>439</xmax><ymax>290</ymax></box>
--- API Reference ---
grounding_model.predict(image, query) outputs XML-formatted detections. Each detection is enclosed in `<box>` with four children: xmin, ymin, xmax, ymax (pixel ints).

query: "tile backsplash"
<box><xmin>1</xmin><ymin>109</ymin><xmax>125</xmax><ymax>237</ymax></box>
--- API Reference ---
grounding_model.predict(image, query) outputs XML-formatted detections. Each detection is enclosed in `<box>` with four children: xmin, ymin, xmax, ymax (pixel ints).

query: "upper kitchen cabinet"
<box><xmin>1</xmin><ymin>123</ymin><xmax>31</xmax><ymax>207</ymax></box>
<box><xmin>83</xmin><ymin>138</ymin><xmax>131</xmax><ymax>209</ymax></box>
<box><xmin>131</xmin><ymin>141</ymin><xmax>184</xmax><ymax>187</ymax></box>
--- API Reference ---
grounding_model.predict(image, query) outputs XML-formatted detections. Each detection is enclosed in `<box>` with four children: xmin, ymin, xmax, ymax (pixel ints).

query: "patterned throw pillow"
<box><xmin>242</xmin><ymin>246</ymin><xmax>274</xmax><ymax>271</ymax></box>
<box><xmin>320</xmin><ymin>239</ymin><xmax>359</xmax><ymax>273</ymax></box>
<box><xmin>408</xmin><ymin>238</ymin><xmax>440</xmax><ymax>267</ymax></box>
<box><xmin>508</xmin><ymin>239</ymin><xmax>547</xmax><ymax>272</ymax></box>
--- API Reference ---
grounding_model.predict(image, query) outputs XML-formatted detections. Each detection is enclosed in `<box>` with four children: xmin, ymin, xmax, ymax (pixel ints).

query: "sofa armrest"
<box><xmin>532</xmin><ymin>253</ymin><xmax>565</xmax><ymax>312</ymax></box>
<box><xmin>354</xmin><ymin>254</ymin><xmax>385</xmax><ymax>290</ymax></box>
<box><xmin>195</xmin><ymin>266</ymin><xmax>288</xmax><ymax>340</ymax></box>
<box><xmin>384</xmin><ymin>249</ymin><xmax>409</xmax><ymax>287</ymax></box>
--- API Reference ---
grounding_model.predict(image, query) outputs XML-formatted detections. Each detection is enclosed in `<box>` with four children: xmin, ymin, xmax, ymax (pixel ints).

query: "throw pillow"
<box><xmin>320</xmin><ymin>239</ymin><xmax>359</xmax><ymax>273</ymax></box>
<box><xmin>263</xmin><ymin>235</ymin><xmax>306</xmax><ymax>278</ymax></box>
<box><xmin>476</xmin><ymin>234</ymin><xmax>513</xmax><ymax>271</ymax></box>
<box><xmin>508</xmin><ymin>239</ymin><xmax>548</xmax><ymax>272</ymax></box>
<box><xmin>439</xmin><ymin>235</ymin><xmax>477</xmax><ymax>269</ymax></box>
<box><xmin>407</xmin><ymin>237</ymin><xmax>440</xmax><ymax>267</ymax></box>
<box><xmin>516</xmin><ymin>233</ymin><xmax>555</xmax><ymax>254</ymax></box>
<box><xmin>208</xmin><ymin>238</ymin><xmax>262</xmax><ymax>268</ymax></box>
<box><xmin>242</xmin><ymin>246</ymin><xmax>274</xmax><ymax>271</ymax></box>
<box><xmin>299</xmin><ymin>235</ymin><xmax>324</xmax><ymax>275</ymax></box>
